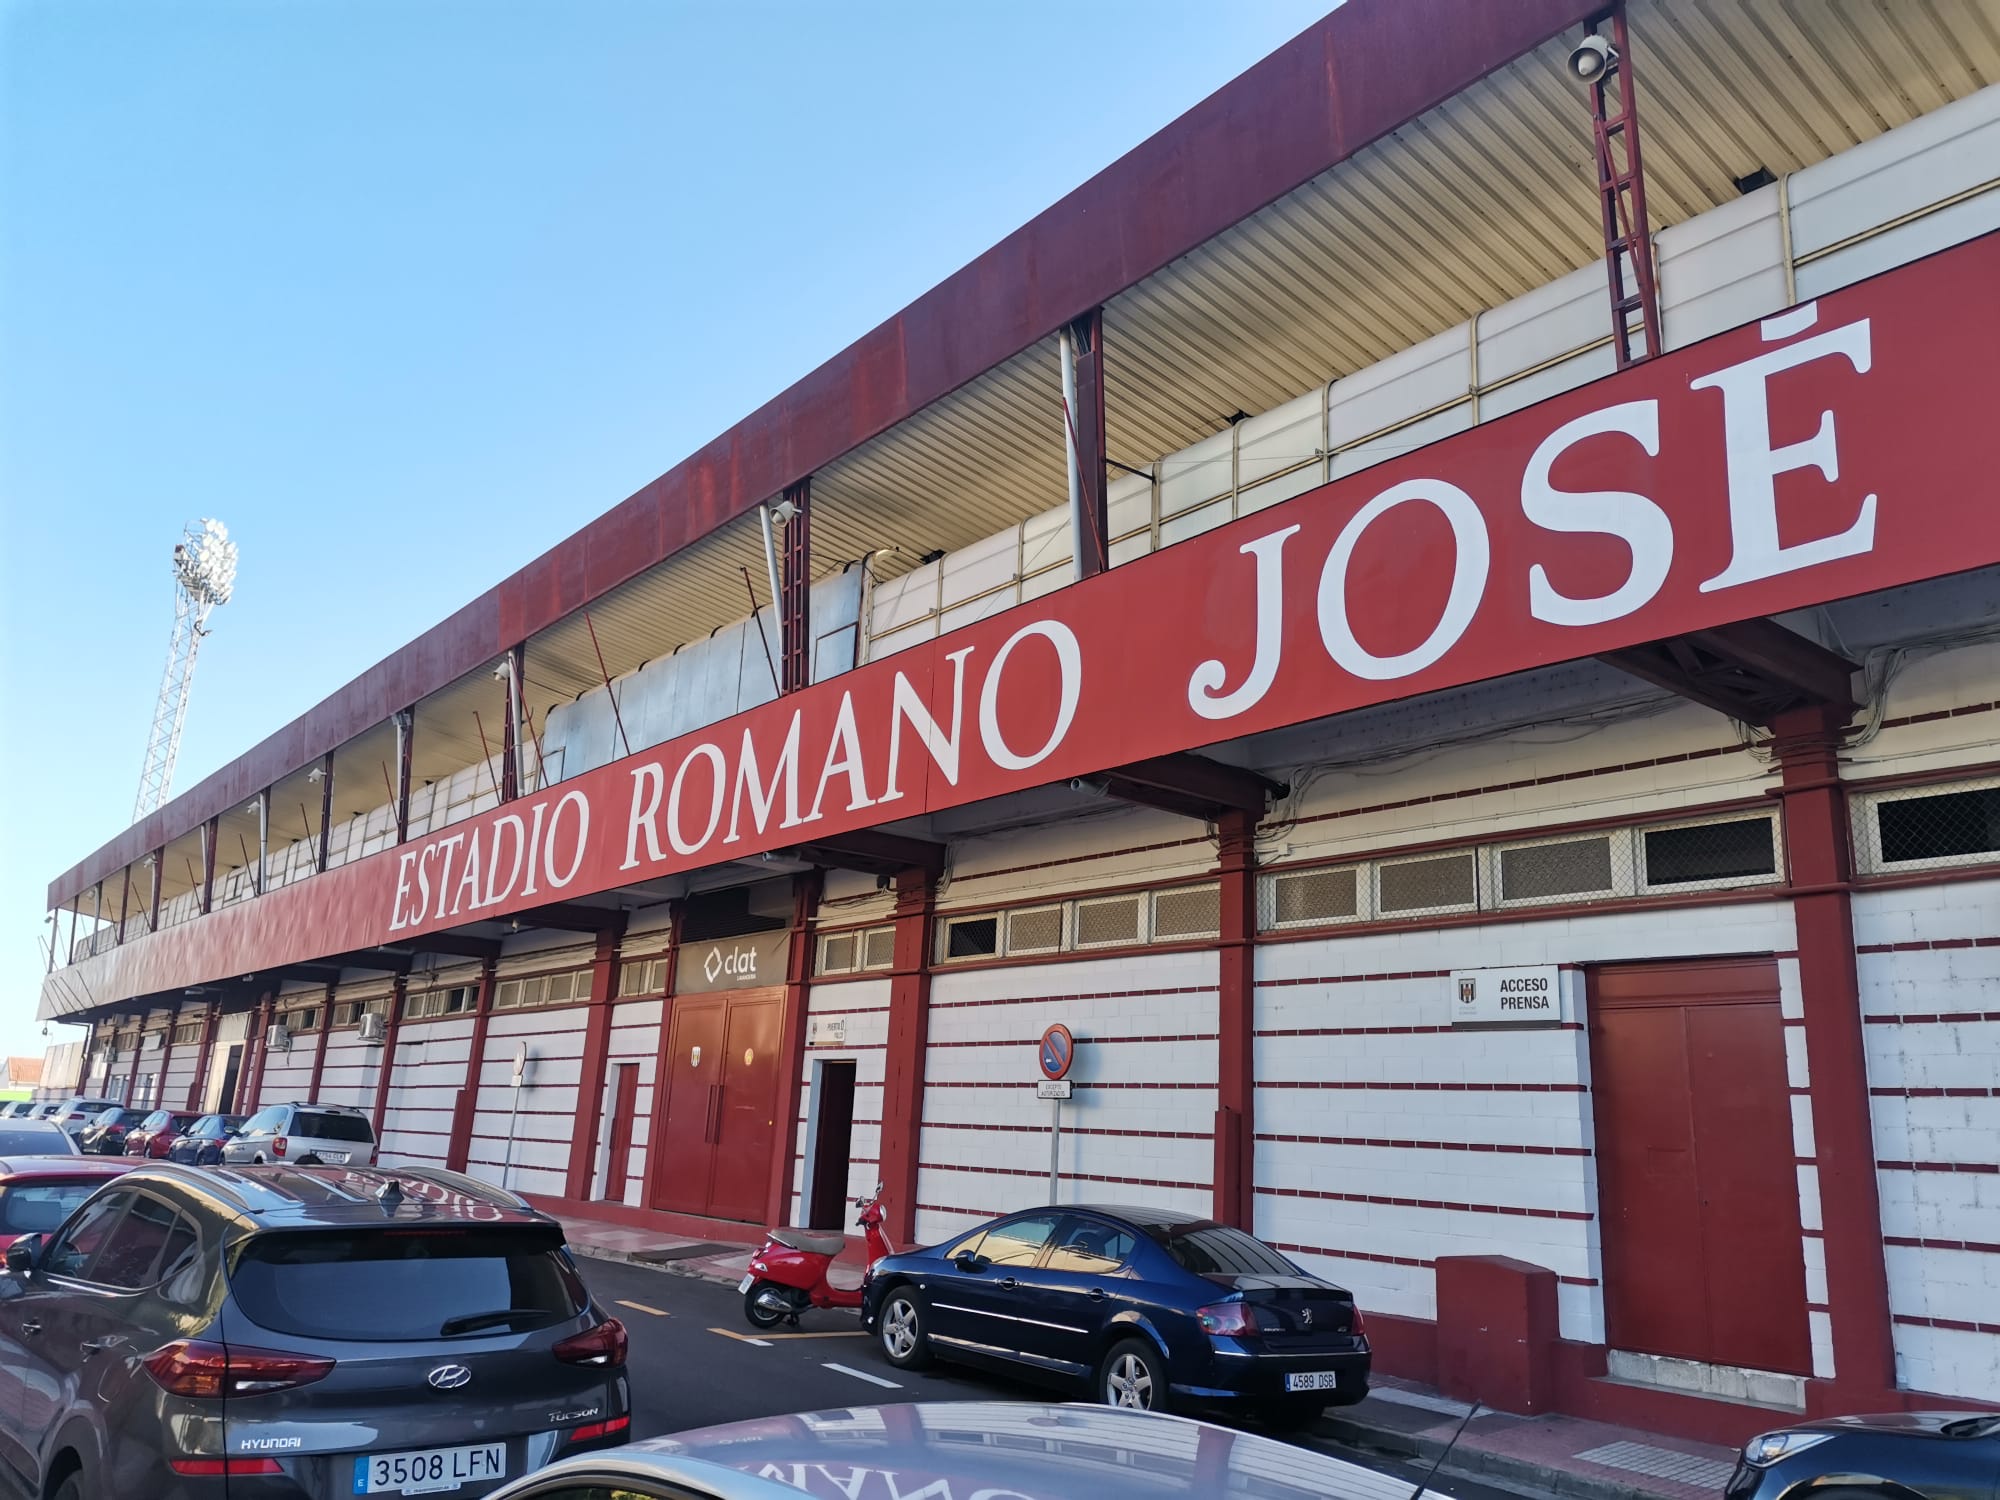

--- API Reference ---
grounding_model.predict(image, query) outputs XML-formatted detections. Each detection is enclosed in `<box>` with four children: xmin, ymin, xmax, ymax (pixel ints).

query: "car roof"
<box><xmin>0</xmin><ymin>1156</ymin><xmax>133</xmax><ymax>1180</ymax></box>
<box><xmin>1064</xmin><ymin>1203</ymin><xmax>1216</xmax><ymax>1231</ymax></box>
<box><xmin>562</xmin><ymin>1403</ymin><xmax>1424</xmax><ymax>1500</ymax></box>
<box><xmin>114</xmin><ymin>1162</ymin><xmax>553</xmax><ymax>1230</ymax></box>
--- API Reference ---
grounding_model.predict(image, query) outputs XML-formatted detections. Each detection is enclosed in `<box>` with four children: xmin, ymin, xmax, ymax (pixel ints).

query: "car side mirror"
<box><xmin>7</xmin><ymin>1235</ymin><xmax>43</xmax><ymax>1275</ymax></box>
<box><xmin>952</xmin><ymin>1251</ymin><xmax>988</xmax><ymax>1273</ymax></box>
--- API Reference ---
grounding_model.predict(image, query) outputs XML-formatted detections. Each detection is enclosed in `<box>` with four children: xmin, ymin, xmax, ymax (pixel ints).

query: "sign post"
<box><xmin>1038</xmin><ymin>1024</ymin><xmax>1074</xmax><ymax>1205</ymax></box>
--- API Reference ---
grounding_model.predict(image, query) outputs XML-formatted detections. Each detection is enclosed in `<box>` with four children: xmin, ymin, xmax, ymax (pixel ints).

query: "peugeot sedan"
<box><xmin>861</xmin><ymin>1203</ymin><xmax>1368</xmax><ymax>1426</ymax></box>
<box><xmin>1726</xmin><ymin>1412</ymin><xmax>2000</xmax><ymax>1500</ymax></box>
<box><xmin>0</xmin><ymin>1162</ymin><xmax>629</xmax><ymax>1498</ymax></box>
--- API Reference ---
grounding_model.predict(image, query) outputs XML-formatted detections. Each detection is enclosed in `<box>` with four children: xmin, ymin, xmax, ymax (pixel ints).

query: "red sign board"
<box><xmin>1039</xmin><ymin>1025</ymin><xmax>1074</xmax><ymax>1082</ymax></box>
<box><xmin>44</xmin><ymin>232</ymin><xmax>2000</xmax><ymax>1014</ymax></box>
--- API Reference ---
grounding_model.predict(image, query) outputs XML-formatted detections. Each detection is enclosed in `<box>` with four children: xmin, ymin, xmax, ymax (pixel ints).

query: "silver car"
<box><xmin>485</xmin><ymin>1401</ymin><xmax>1450</xmax><ymax>1499</ymax></box>
<box><xmin>0</xmin><ymin>1162</ymin><xmax>629</xmax><ymax>1498</ymax></box>
<box><xmin>45</xmin><ymin>1096</ymin><xmax>122</xmax><ymax>1137</ymax></box>
<box><xmin>223</xmin><ymin>1100</ymin><xmax>379</xmax><ymax>1167</ymax></box>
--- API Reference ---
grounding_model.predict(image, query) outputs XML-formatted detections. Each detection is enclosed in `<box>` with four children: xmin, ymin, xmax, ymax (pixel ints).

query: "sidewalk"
<box><xmin>553</xmin><ymin>1209</ymin><xmax>1741</xmax><ymax>1500</ymax></box>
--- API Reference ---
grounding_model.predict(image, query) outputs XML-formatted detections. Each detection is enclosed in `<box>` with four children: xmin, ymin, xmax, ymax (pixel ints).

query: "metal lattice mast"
<box><xmin>133</xmin><ymin>519</ymin><xmax>238</xmax><ymax>822</ymax></box>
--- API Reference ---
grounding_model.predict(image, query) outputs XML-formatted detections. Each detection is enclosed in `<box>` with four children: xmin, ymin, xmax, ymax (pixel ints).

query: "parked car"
<box><xmin>0</xmin><ymin>1119</ymin><xmax>81</xmax><ymax>1157</ymax></box>
<box><xmin>486</xmin><ymin>1401</ymin><xmax>1421</xmax><ymax>1500</ymax></box>
<box><xmin>164</xmin><ymin>1113</ymin><xmax>245</xmax><ymax>1166</ymax></box>
<box><xmin>1727</xmin><ymin>1412</ymin><xmax>2000</xmax><ymax>1500</ymax></box>
<box><xmin>862</xmin><ymin>1203</ymin><xmax>1369</xmax><ymax>1425</ymax></box>
<box><xmin>222</xmin><ymin>1100</ymin><xmax>378</xmax><ymax>1166</ymax></box>
<box><xmin>0</xmin><ymin>1155</ymin><xmax>134</xmax><ymax>1249</ymax></box>
<box><xmin>46</xmin><ymin>1096</ymin><xmax>121</xmax><ymax>1137</ymax></box>
<box><xmin>78</xmin><ymin>1106</ymin><xmax>146</xmax><ymax>1155</ymax></box>
<box><xmin>0</xmin><ymin>1102</ymin><xmax>36</xmax><ymax>1119</ymax></box>
<box><xmin>0</xmin><ymin>1161</ymin><xmax>630</xmax><ymax>1499</ymax></box>
<box><xmin>123</xmin><ymin>1109</ymin><xmax>204</xmax><ymax>1159</ymax></box>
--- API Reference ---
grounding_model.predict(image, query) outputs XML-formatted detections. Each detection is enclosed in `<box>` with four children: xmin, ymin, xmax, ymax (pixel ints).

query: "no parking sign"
<box><xmin>1038</xmin><ymin>1023</ymin><xmax>1074</xmax><ymax>1082</ymax></box>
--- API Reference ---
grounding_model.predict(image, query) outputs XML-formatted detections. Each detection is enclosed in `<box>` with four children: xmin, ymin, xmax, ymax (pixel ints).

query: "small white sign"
<box><xmin>1035</xmin><ymin>1079</ymin><xmax>1073</xmax><ymax>1100</ymax></box>
<box><xmin>511</xmin><ymin>1042</ymin><xmax>531</xmax><ymax>1086</ymax></box>
<box><xmin>807</xmin><ymin>1017</ymin><xmax>847</xmax><ymax>1048</ymax></box>
<box><xmin>1451</xmin><ymin>966</ymin><xmax>1562</xmax><ymax>1026</ymax></box>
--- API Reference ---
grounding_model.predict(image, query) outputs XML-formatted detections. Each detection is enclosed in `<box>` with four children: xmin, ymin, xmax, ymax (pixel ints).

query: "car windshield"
<box><xmin>1151</xmin><ymin>1221</ymin><xmax>1301</xmax><ymax>1277</ymax></box>
<box><xmin>292</xmin><ymin>1112</ymin><xmax>373</xmax><ymax>1142</ymax></box>
<box><xmin>229</xmin><ymin>1226</ymin><xmax>584</xmax><ymax>1341</ymax></box>
<box><xmin>0</xmin><ymin>1125</ymin><xmax>75</xmax><ymax>1155</ymax></box>
<box><xmin>0</xmin><ymin>1181</ymin><xmax>103</xmax><ymax>1236</ymax></box>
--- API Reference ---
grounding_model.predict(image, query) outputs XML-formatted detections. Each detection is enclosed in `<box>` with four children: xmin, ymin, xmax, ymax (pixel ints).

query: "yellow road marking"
<box><xmin>615</xmin><ymin>1300</ymin><xmax>668</xmax><ymax>1317</ymax></box>
<box><xmin>706</xmin><ymin>1327</ymin><xmax>773</xmax><ymax>1346</ymax></box>
<box><xmin>755</xmin><ymin>1329</ymin><xmax>867</xmax><ymax>1340</ymax></box>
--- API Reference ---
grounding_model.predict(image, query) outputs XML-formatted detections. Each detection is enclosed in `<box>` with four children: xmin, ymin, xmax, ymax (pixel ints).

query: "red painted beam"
<box><xmin>48</xmin><ymin>0</ymin><xmax>1599</xmax><ymax>909</ymax></box>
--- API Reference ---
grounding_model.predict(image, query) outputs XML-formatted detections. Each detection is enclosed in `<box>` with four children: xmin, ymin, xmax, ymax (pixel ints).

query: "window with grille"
<box><xmin>861</xmin><ymin>927</ymin><xmax>896</xmax><ymax>969</ymax></box>
<box><xmin>818</xmin><ymin>933</ymin><xmax>860</xmax><ymax>975</ymax></box>
<box><xmin>1005</xmin><ymin>906</ymin><xmax>1064</xmax><ymax>955</ymax></box>
<box><xmin>1378</xmin><ymin>852</ymin><xmax>1477</xmax><ymax>914</ymax></box>
<box><xmin>1074</xmin><ymin>895</ymin><xmax>1144</xmax><ymax>948</ymax></box>
<box><xmin>1267</xmin><ymin>867</ymin><xmax>1359</xmax><ymax>928</ymax></box>
<box><xmin>1856</xmin><ymin>778</ymin><xmax>2000</xmax><ymax>873</ymax></box>
<box><xmin>285</xmin><ymin>1005</ymin><xmax>323</xmax><ymax>1033</ymax></box>
<box><xmin>619</xmin><ymin>956</ymin><xmax>669</xmax><ymax>995</ymax></box>
<box><xmin>403</xmin><ymin>986</ymin><xmax>473</xmax><ymax>1021</ymax></box>
<box><xmin>332</xmin><ymin>998</ymin><xmax>387</xmax><ymax>1028</ymax></box>
<box><xmin>171</xmin><ymin>1021</ymin><xmax>202</xmax><ymax>1046</ymax></box>
<box><xmin>942</xmin><ymin>916</ymin><xmax>999</xmax><ymax>961</ymax></box>
<box><xmin>1153</xmin><ymin>884</ymin><xmax>1220</xmax><ymax>940</ymax></box>
<box><xmin>493</xmin><ymin>969</ymin><xmax>587</xmax><ymax>1009</ymax></box>
<box><xmin>1498</xmin><ymin>835</ymin><xmax>1618</xmax><ymax>904</ymax></box>
<box><xmin>1640</xmin><ymin>816</ymin><xmax>1778</xmax><ymax>887</ymax></box>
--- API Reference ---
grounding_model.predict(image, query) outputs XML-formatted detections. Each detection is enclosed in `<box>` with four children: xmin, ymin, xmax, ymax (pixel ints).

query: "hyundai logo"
<box><xmin>427</xmin><ymin>1364</ymin><xmax>472</xmax><ymax>1391</ymax></box>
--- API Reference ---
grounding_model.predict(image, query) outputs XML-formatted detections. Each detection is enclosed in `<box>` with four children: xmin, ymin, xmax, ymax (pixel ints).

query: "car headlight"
<box><xmin>1743</xmin><ymin>1432</ymin><xmax>1833</xmax><ymax>1467</ymax></box>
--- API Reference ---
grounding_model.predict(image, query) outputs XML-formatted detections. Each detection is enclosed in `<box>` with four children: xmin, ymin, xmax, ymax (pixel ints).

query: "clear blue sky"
<box><xmin>0</xmin><ymin>0</ymin><xmax>1333</xmax><ymax>1060</ymax></box>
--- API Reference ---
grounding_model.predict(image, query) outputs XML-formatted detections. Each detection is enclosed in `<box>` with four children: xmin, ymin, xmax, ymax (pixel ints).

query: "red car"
<box><xmin>121</xmin><ymin>1108</ymin><xmax>203</xmax><ymax>1158</ymax></box>
<box><xmin>0</xmin><ymin>1155</ymin><xmax>134</xmax><ymax>1249</ymax></box>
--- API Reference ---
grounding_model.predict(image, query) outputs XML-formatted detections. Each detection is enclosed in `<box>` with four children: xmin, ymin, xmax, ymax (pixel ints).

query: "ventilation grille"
<box><xmin>1268</xmin><ymin>867</ymin><xmax>1359</xmax><ymax>927</ymax></box>
<box><xmin>1500</xmin><ymin>836</ymin><xmax>1615</xmax><ymax>901</ymax></box>
<box><xmin>1006</xmin><ymin>907</ymin><xmax>1064</xmax><ymax>954</ymax></box>
<box><xmin>861</xmin><ymin>926</ymin><xmax>896</xmax><ymax>969</ymax></box>
<box><xmin>1854</xmin><ymin>777</ymin><xmax>2000</xmax><ymax>874</ymax></box>
<box><xmin>1378</xmin><ymin>852</ymin><xmax>1477</xmax><ymax>914</ymax></box>
<box><xmin>1074</xmin><ymin>896</ymin><xmax>1143</xmax><ymax>948</ymax></box>
<box><xmin>1153</xmin><ymin>883</ymin><xmax>1220</xmax><ymax>939</ymax></box>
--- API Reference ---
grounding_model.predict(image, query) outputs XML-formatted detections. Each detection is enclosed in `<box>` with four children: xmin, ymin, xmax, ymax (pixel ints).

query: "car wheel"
<box><xmin>743</xmin><ymin>1282</ymin><xmax>790</xmax><ymax>1329</ymax></box>
<box><xmin>1265</xmin><ymin>1398</ymin><xmax>1326</xmax><ymax>1432</ymax></box>
<box><xmin>1099</xmin><ymin>1338</ymin><xmax>1167</xmax><ymax>1412</ymax></box>
<box><xmin>252</xmin><ymin>1154</ymin><xmax>266</xmax><ymax>1165</ymax></box>
<box><xmin>877</xmin><ymin>1287</ymin><xmax>931</xmax><ymax>1369</ymax></box>
<box><xmin>295</xmin><ymin>1155</ymin><xmax>322</xmax><ymax>1166</ymax></box>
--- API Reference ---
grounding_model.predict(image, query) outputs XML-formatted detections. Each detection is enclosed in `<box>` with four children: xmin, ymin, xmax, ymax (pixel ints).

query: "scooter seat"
<box><xmin>770</xmin><ymin>1226</ymin><xmax>848</xmax><ymax>1257</ymax></box>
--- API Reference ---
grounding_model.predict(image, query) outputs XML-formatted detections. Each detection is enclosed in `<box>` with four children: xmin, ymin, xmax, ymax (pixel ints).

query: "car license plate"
<box><xmin>325</xmin><ymin>1150</ymin><xmax>351</xmax><ymax>1164</ymax></box>
<box><xmin>1285</xmin><ymin>1370</ymin><xmax>1343</xmax><ymax>1393</ymax></box>
<box><xmin>737</xmin><ymin>1273</ymin><xmax>755</xmax><ymax>1293</ymax></box>
<box><xmin>353</xmin><ymin>1443</ymin><xmax>506</xmax><ymax>1494</ymax></box>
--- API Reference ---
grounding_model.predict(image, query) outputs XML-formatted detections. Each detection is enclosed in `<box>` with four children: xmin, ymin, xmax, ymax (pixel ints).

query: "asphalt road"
<box><xmin>574</xmin><ymin>1256</ymin><xmax>1536</xmax><ymax>1500</ymax></box>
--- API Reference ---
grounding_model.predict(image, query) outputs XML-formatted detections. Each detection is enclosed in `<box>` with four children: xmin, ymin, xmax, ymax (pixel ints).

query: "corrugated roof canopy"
<box><xmin>52</xmin><ymin>0</ymin><xmax>2000</xmax><ymax>910</ymax></box>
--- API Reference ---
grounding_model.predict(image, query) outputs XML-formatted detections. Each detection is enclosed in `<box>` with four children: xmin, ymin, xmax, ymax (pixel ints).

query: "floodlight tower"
<box><xmin>133</xmin><ymin>519</ymin><xmax>239</xmax><ymax>822</ymax></box>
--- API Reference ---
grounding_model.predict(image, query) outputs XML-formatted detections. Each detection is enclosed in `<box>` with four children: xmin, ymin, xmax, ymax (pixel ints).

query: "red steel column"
<box><xmin>185</xmin><ymin>1002</ymin><xmax>218</xmax><ymax>1112</ymax></box>
<box><xmin>305</xmin><ymin>981</ymin><xmax>335</xmax><ymax>1103</ymax></box>
<box><xmin>154</xmin><ymin>1014</ymin><xmax>178</xmax><ymax>1110</ymax></box>
<box><xmin>241</xmin><ymin>993</ymin><xmax>274</xmax><ymax>1111</ymax></box>
<box><xmin>1771</xmin><ymin>704</ymin><xmax>1896</xmax><ymax>1406</ymax></box>
<box><xmin>370</xmin><ymin>977</ymin><xmax>407</xmax><ymax>1141</ymax></box>
<box><xmin>564</xmin><ymin>919</ymin><xmax>629</xmax><ymax>1202</ymax></box>
<box><xmin>120</xmin><ymin>1023</ymin><xmax>139</xmax><ymax>1107</ymax></box>
<box><xmin>1067</xmin><ymin>308</ymin><xmax>1109</xmax><ymax>578</ymax></box>
<box><xmin>447</xmin><ymin>960</ymin><xmax>498</xmax><ymax>1173</ymax></box>
<box><xmin>766</xmin><ymin>871</ymin><xmax>825</xmax><ymax>1231</ymax></box>
<box><xmin>878</xmin><ymin>870</ymin><xmax>936</xmax><ymax>1247</ymax></box>
<box><xmin>1214</xmin><ymin>809</ymin><xmax>1258</xmax><ymax>1228</ymax></box>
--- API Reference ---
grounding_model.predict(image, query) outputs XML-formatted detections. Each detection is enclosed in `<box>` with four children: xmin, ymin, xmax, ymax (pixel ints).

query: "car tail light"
<box><xmin>564</xmin><ymin>1414</ymin><xmax>630</xmax><ymax>1446</ymax></box>
<box><xmin>1196</xmin><ymin>1301</ymin><xmax>1256</xmax><ymax>1337</ymax></box>
<box><xmin>272</xmin><ymin>1136</ymin><xmax>288</xmax><ymax>1158</ymax></box>
<box><xmin>553</xmin><ymin>1318</ymin><xmax>627</xmax><ymax>1368</ymax></box>
<box><xmin>169</xmin><ymin>1458</ymin><xmax>284</xmax><ymax>1476</ymax></box>
<box><xmin>144</xmin><ymin>1340</ymin><xmax>335</xmax><ymax>1398</ymax></box>
<box><xmin>1351</xmin><ymin>1305</ymin><xmax>1367</xmax><ymax>1336</ymax></box>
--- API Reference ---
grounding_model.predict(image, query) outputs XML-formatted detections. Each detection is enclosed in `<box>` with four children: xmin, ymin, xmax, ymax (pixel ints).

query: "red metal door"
<box><xmin>602</xmin><ymin>1063</ymin><xmax>639</xmax><ymax>1202</ymax></box>
<box><xmin>653</xmin><ymin>998</ymin><xmax>726</xmax><ymax>1216</ymax></box>
<box><xmin>1590</xmin><ymin>958</ymin><xmax>1811</xmax><ymax>1375</ymax></box>
<box><xmin>705</xmin><ymin>996</ymin><xmax>782</xmax><ymax>1223</ymax></box>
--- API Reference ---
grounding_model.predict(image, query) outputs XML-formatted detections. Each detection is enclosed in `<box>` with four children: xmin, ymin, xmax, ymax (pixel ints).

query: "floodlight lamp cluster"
<box><xmin>172</xmin><ymin>518</ymin><xmax>239</xmax><ymax>607</ymax></box>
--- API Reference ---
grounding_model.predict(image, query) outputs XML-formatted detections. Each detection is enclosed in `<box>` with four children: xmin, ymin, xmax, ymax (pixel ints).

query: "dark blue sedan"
<box><xmin>164</xmin><ymin>1111</ymin><xmax>244</xmax><ymax>1165</ymax></box>
<box><xmin>860</xmin><ymin>1203</ymin><xmax>1369</xmax><ymax>1425</ymax></box>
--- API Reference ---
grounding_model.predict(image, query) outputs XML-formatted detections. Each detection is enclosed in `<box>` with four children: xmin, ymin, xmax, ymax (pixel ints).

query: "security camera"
<box><xmin>1568</xmin><ymin>34</ymin><xmax>1616</xmax><ymax>82</ymax></box>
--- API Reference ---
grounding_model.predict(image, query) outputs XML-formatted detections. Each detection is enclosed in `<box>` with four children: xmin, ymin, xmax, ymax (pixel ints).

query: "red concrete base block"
<box><xmin>1434</xmin><ymin>1254</ymin><xmax>1560</xmax><ymax>1415</ymax></box>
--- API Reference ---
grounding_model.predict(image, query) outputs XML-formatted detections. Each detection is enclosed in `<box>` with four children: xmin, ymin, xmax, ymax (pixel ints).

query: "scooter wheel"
<box><xmin>743</xmin><ymin>1281</ymin><xmax>790</xmax><ymax>1329</ymax></box>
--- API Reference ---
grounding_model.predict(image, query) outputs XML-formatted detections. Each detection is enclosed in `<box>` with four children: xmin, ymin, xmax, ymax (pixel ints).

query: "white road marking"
<box><xmin>823</xmin><ymin>1361</ymin><xmax>901</xmax><ymax>1389</ymax></box>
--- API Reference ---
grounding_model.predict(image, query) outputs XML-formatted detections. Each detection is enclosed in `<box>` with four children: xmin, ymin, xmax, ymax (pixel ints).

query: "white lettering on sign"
<box><xmin>1451</xmin><ymin>967</ymin><xmax>1564</xmax><ymax>1027</ymax></box>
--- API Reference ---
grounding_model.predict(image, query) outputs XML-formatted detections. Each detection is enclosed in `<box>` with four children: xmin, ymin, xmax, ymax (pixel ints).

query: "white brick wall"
<box><xmin>1854</xmin><ymin>877</ymin><xmax>2000</xmax><ymax>1401</ymax></box>
<box><xmin>596</xmin><ymin>1000</ymin><xmax>662</xmax><ymax>1207</ymax></box>
<box><xmin>789</xmin><ymin>976</ymin><xmax>891</xmax><ymax>1227</ymax></box>
<box><xmin>463</xmin><ymin>1006</ymin><xmax>588</xmax><ymax>1198</ymax></box>
<box><xmin>1253</xmin><ymin>902</ymin><xmax>1801</xmax><ymax>1349</ymax></box>
<box><xmin>379</xmin><ymin>1016</ymin><xmax>474</xmax><ymax>1168</ymax></box>
<box><xmin>914</xmin><ymin>951</ymin><xmax>1219</xmax><ymax>1248</ymax></box>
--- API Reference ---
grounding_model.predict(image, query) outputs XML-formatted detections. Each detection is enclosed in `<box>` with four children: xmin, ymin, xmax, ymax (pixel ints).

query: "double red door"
<box><xmin>1589</xmin><ymin>958</ymin><xmax>1811</xmax><ymax>1375</ymax></box>
<box><xmin>652</xmin><ymin>991</ymin><xmax>783</xmax><ymax>1223</ymax></box>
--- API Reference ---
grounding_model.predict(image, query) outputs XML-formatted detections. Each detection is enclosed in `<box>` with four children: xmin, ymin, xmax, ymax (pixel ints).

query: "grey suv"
<box><xmin>223</xmin><ymin>1101</ymin><xmax>378</xmax><ymax>1167</ymax></box>
<box><xmin>0</xmin><ymin>1163</ymin><xmax>630</xmax><ymax>1498</ymax></box>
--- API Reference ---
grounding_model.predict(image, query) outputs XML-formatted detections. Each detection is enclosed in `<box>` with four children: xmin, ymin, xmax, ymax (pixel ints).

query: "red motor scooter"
<box><xmin>741</xmin><ymin>1182</ymin><xmax>893</xmax><ymax>1329</ymax></box>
